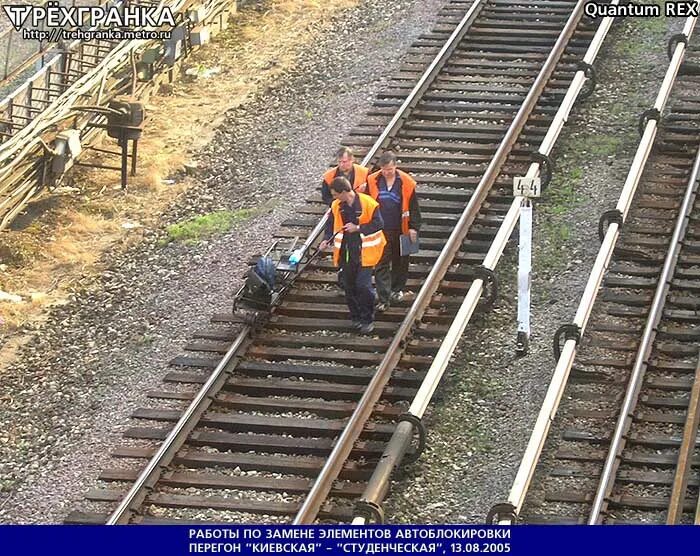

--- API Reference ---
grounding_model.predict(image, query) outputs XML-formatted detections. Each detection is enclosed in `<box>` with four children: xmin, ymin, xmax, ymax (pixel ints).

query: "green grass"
<box><xmin>544</xmin><ymin>166</ymin><xmax>582</xmax><ymax>215</ymax></box>
<box><xmin>164</xmin><ymin>208</ymin><xmax>258</xmax><ymax>245</ymax></box>
<box><xmin>274</xmin><ymin>139</ymin><xmax>289</xmax><ymax>151</ymax></box>
<box><xmin>614</xmin><ymin>4</ymin><xmax>667</xmax><ymax>57</ymax></box>
<box><xmin>569</xmin><ymin>134</ymin><xmax>621</xmax><ymax>158</ymax></box>
<box><xmin>537</xmin><ymin>163</ymin><xmax>579</xmax><ymax>270</ymax></box>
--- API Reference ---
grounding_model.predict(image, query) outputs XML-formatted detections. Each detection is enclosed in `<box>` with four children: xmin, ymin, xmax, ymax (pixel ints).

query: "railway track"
<box><xmin>63</xmin><ymin>0</ymin><xmax>612</xmax><ymax>524</ymax></box>
<box><xmin>498</xmin><ymin>36</ymin><xmax>700</xmax><ymax>524</ymax></box>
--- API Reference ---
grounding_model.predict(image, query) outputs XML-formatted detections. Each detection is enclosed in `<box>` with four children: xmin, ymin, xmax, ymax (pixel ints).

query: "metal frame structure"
<box><xmin>0</xmin><ymin>0</ymin><xmax>238</xmax><ymax>230</ymax></box>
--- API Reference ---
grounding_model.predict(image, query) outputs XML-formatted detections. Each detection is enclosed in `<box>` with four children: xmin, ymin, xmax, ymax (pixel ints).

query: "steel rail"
<box><xmin>667</xmin><ymin>352</ymin><xmax>700</xmax><ymax>524</ymax></box>
<box><xmin>106</xmin><ymin>326</ymin><xmax>252</xmax><ymax>524</ymax></box>
<box><xmin>294</xmin><ymin>0</ymin><xmax>587</xmax><ymax>525</ymax></box>
<box><xmin>351</xmin><ymin>0</ymin><xmax>618</xmax><ymax>525</ymax></box>
<box><xmin>588</xmin><ymin>109</ymin><xmax>700</xmax><ymax>524</ymax></box>
<box><xmin>500</xmin><ymin>10</ymin><xmax>698</xmax><ymax>525</ymax></box>
<box><xmin>104</xmin><ymin>0</ymin><xmax>490</xmax><ymax>523</ymax></box>
<box><xmin>296</xmin><ymin>0</ymin><xmax>489</xmax><ymax>258</ymax></box>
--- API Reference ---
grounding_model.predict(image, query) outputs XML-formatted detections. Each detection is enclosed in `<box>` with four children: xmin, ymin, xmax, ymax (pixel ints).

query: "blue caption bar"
<box><xmin>0</xmin><ymin>525</ymin><xmax>698</xmax><ymax>556</ymax></box>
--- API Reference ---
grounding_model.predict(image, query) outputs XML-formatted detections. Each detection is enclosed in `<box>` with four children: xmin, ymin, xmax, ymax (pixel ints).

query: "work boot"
<box><xmin>390</xmin><ymin>290</ymin><xmax>405</xmax><ymax>302</ymax></box>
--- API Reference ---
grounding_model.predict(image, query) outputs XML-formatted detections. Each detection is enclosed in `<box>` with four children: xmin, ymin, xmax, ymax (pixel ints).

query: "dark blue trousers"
<box><xmin>342</xmin><ymin>260</ymin><xmax>375</xmax><ymax>325</ymax></box>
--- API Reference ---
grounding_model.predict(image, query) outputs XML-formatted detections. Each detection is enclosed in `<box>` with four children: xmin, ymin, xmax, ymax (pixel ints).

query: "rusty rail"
<box><xmin>667</xmin><ymin>352</ymin><xmax>700</xmax><ymax>524</ymax></box>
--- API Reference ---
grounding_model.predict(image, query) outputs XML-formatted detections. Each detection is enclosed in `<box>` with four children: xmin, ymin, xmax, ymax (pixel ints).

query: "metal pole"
<box><xmin>294</xmin><ymin>0</ymin><xmax>586</xmax><ymax>524</ymax></box>
<box><xmin>516</xmin><ymin>200</ymin><xmax>533</xmax><ymax>355</ymax></box>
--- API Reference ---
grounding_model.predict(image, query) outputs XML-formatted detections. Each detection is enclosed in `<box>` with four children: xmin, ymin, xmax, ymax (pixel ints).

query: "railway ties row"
<box><xmin>65</xmin><ymin>0</ymin><xmax>608</xmax><ymax>524</ymax></box>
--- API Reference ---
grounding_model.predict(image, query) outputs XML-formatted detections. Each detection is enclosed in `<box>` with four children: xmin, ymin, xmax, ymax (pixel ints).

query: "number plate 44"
<box><xmin>513</xmin><ymin>176</ymin><xmax>541</xmax><ymax>198</ymax></box>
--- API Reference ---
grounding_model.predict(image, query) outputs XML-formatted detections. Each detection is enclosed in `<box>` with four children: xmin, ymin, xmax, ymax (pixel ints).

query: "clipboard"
<box><xmin>399</xmin><ymin>234</ymin><xmax>419</xmax><ymax>256</ymax></box>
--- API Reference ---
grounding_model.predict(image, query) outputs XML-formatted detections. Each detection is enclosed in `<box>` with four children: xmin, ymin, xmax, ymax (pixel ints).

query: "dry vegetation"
<box><xmin>0</xmin><ymin>0</ymin><xmax>359</xmax><ymax>346</ymax></box>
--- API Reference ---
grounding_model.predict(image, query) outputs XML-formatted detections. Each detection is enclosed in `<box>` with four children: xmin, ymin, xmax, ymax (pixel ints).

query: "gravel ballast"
<box><xmin>0</xmin><ymin>4</ymin><xmax>687</xmax><ymax>525</ymax></box>
<box><xmin>0</xmin><ymin>0</ymin><xmax>445</xmax><ymax>524</ymax></box>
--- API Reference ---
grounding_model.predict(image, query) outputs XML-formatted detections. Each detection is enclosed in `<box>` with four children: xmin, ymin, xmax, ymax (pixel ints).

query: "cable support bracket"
<box><xmin>354</xmin><ymin>499</ymin><xmax>385</xmax><ymax>524</ymax></box>
<box><xmin>485</xmin><ymin>502</ymin><xmax>518</xmax><ymax>525</ymax></box>
<box><xmin>667</xmin><ymin>33</ymin><xmax>688</xmax><ymax>60</ymax></box>
<box><xmin>638</xmin><ymin>107</ymin><xmax>661</xmax><ymax>137</ymax></box>
<box><xmin>474</xmin><ymin>265</ymin><xmax>499</xmax><ymax>313</ymax></box>
<box><xmin>530</xmin><ymin>152</ymin><xmax>553</xmax><ymax>188</ymax></box>
<box><xmin>242</xmin><ymin>311</ymin><xmax>266</xmax><ymax>333</ymax></box>
<box><xmin>398</xmin><ymin>412</ymin><xmax>427</xmax><ymax>465</ymax></box>
<box><xmin>553</xmin><ymin>323</ymin><xmax>581</xmax><ymax>360</ymax></box>
<box><xmin>598</xmin><ymin>208</ymin><xmax>623</xmax><ymax>242</ymax></box>
<box><xmin>575</xmin><ymin>61</ymin><xmax>596</xmax><ymax>100</ymax></box>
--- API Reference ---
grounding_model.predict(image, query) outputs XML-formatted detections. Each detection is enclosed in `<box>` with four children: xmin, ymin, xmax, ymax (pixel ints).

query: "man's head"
<box><xmin>336</xmin><ymin>146</ymin><xmax>355</xmax><ymax>174</ymax></box>
<box><xmin>378</xmin><ymin>151</ymin><xmax>397</xmax><ymax>181</ymax></box>
<box><xmin>330</xmin><ymin>176</ymin><xmax>354</xmax><ymax>205</ymax></box>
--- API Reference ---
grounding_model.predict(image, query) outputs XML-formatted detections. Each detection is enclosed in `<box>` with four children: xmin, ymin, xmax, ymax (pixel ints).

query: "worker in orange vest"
<box><xmin>367</xmin><ymin>151</ymin><xmax>421</xmax><ymax>311</ymax></box>
<box><xmin>320</xmin><ymin>177</ymin><xmax>386</xmax><ymax>334</ymax></box>
<box><xmin>320</xmin><ymin>146</ymin><xmax>368</xmax><ymax>205</ymax></box>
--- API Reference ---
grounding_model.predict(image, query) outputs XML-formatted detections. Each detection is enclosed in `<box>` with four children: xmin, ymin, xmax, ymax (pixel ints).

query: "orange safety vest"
<box><xmin>367</xmin><ymin>168</ymin><xmax>417</xmax><ymax>235</ymax></box>
<box><xmin>323</xmin><ymin>164</ymin><xmax>369</xmax><ymax>191</ymax></box>
<box><xmin>331</xmin><ymin>192</ymin><xmax>386</xmax><ymax>268</ymax></box>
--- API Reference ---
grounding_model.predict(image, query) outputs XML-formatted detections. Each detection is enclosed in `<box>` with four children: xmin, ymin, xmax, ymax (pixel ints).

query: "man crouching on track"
<box><xmin>319</xmin><ymin>177</ymin><xmax>386</xmax><ymax>334</ymax></box>
<box><xmin>320</xmin><ymin>146</ymin><xmax>369</xmax><ymax>206</ymax></box>
<box><xmin>367</xmin><ymin>151</ymin><xmax>421</xmax><ymax>311</ymax></box>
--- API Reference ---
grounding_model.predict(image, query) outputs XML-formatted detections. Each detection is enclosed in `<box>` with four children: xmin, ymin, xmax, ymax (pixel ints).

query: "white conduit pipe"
<box><xmin>352</xmin><ymin>2</ymin><xmax>619</xmax><ymax>526</ymax></box>
<box><xmin>503</xmin><ymin>8</ymin><xmax>698</xmax><ymax>524</ymax></box>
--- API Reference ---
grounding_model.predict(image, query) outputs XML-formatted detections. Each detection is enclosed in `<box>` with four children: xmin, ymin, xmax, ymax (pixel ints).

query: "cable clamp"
<box><xmin>553</xmin><ymin>323</ymin><xmax>581</xmax><ymax>360</ymax></box>
<box><xmin>398</xmin><ymin>412</ymin><xmax>427</xmax><ymax>465</ymax></box>
<box><xmin>354</xmin><ymin>499</ymin><xmax>385</xmax><ymax>524</ymax></box>
<box><xmin>473</xmin><ymin>265</ymin><xmax>498</xmax><ymax>313</ymax></box>
<box><xmin>598</xmin><ymin>208</ymin><xmax>623</xmax><ymax>242</ymax></box>
<box><xmin>575</xmin><ymin>61</ymin><xmax>596</xmax><ymax>100</ymax></box>
<box><xmin>530</xmin><ymin>152</ymin><xmax>553</xmax><ymax>188</ymax></box>
<box><xmin>485</xmin><ymin>502</ymin><xmax>519</xmax><ymax>525</ymax></box>
<box><xmin>667</xmin><ymin>33</ymin><xmax>688</xmax><ymax>60</ymax></box>
<box><xmin>638</xmin><ymin>107</ymin><xmax>660</xmax><ymax>136</ymax></box>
